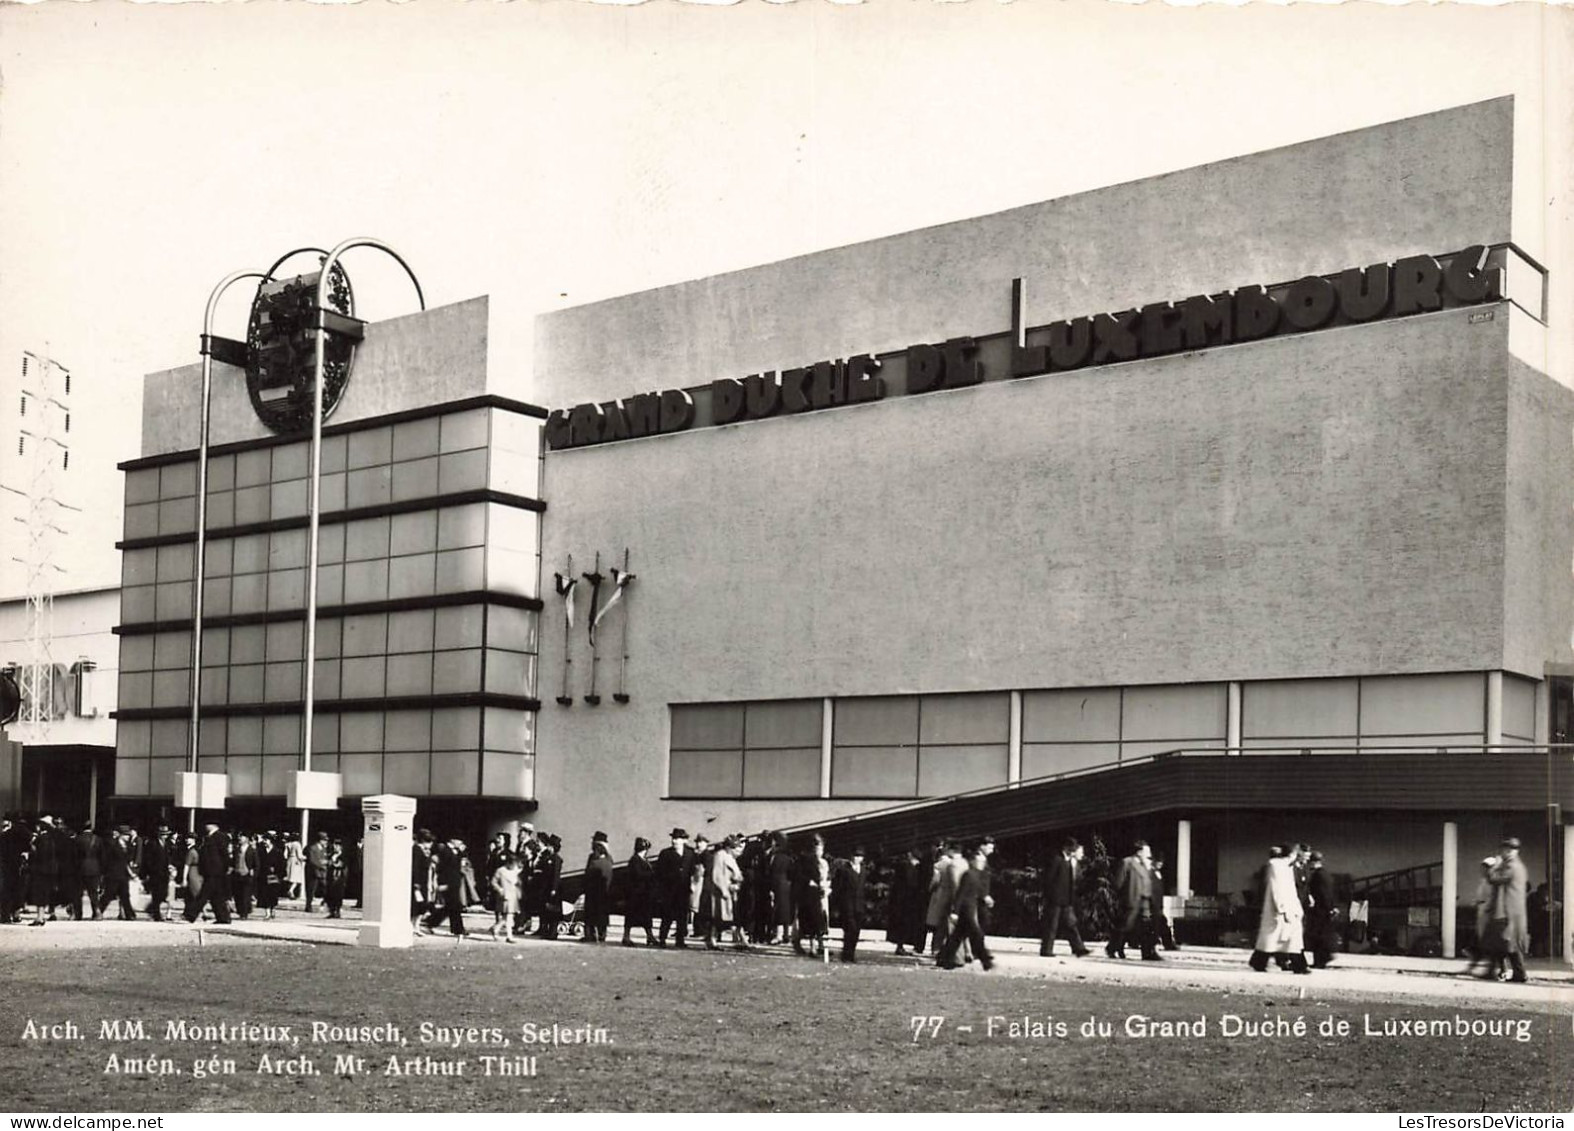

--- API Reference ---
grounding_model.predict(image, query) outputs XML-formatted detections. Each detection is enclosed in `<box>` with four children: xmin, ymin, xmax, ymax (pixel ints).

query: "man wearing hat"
<box><xmin>142</xmin><ymin>823</ymin><xmax>174</xmax><ymax>922</ymax></box>
<box><xmin>1304</xmin><ymin>850</ymin><xmax>1338</xmax><ymax>968</ymax></box>
<box><xmin>26</xmin><ymin>816</ymin><xmax>63</xmax><ymax>926</ymax></box>
<box><xmin>184</xmin><ymin>822</ymin><xmax>233</xmax><ymax>925</ymax></box>
<box><xmin>582</xmin><ymin>831</ymin><xmax>614</xmax><ymax>943</ymax></box>
<box><xmin>1483</xmin><ymin>836</ymin><xmax>1530</xmax><ymax>983</ymax></box>
<box><xmin>622</xmin><ymin>836</ymin><xmax>656</xmax><ymax>947</ymax></box>
<box><xmin>831</xmin><ymin>846</ymin><xmax>869</xmax><ymax>963</ymax></box>
<box><xmin>654</xmin><ymin>828</ymin><xmax>695</xmax><ymax>948</ymax></box>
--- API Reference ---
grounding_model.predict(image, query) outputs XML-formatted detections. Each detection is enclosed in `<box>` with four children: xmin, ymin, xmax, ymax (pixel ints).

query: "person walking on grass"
<box><xmin>938</xmin><ymin>846</ymin><xmax>994</xmax><ymax>971</ymax></box>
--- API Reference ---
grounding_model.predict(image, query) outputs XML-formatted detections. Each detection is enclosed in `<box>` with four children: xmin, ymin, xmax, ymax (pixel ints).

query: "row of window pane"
<box><xmin>120</xmin><ymin>504</ymin><xmax>535</xmax><ymax>624</ymax></box>
<box><xmin>117</xmin><ymin>648</ymin><xmax>537</xmax><ymax>709</ymax></box>
<box><xmin>117</xmin><ymin>706</ymin><xmax>534</xmax><ymax>760</ymax></box>
<box><xmin>124</xmin><ymin>410</ymin><xmax>493</xmax><ymax>506</ymax></box>
<box><xmin>125</xmin><ymin>415</ymin><xmax>500</xmax><ymax>544</ymax></box>
<box><xmin>122</xmin><ymin>606</ymin><xmax>535</xmax><ymax>672</ymax></box>
<box><xmin>668</xmin><ymin>675</ymin><xmax>1512</xmax><ymax>798</ymax></box>
<box><xmin>114</xmin><ymin>749</ymin><xmax>533</xmax><ymax>801</ymax></box>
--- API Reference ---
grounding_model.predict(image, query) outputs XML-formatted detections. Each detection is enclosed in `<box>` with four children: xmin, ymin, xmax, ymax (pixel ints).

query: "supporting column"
<box><xmin>819</xmin><ymin>697</ymin><xmax>833</xmax><ymax>799</ymax></box>
<box><xmin>1176</xmin><ymin>819</ymin><xmax>1193</xmax><ymax>899</ymax></box>
<box><xmin>1227</xmin><ymin>682</ymin><xmax>1242</xmax><ymax>752</ymax></box>
<box><xmin>88</xmin><ymin>758</ymin><xmax>98</xmax><ymax>830</ymax></box>
<box><xmin>359</xmin><ymin>794</ymin><xmax>417</xmax><ymax>949</ymax></box>
<box><xmin>1008</xmin><ymin>691</ymin><xmax>1022</xmax><ymax>785</ymax></box>
<box><xmin>1485</xmin><ymin>671</ymin><xmax>1503</xmax><ymax>749</ymax></box>
<box><xmin>1562</xmin><ymin>819</ymin><xmax>1573</xmax><ymax>967</ymax></box>
<box><xmin>1534</xmin><ymin>679</ymin><xmax>1550</xmax><ymax>747</ymax></box>
<box><xmin>1442</xmin><ymin>821</ymin><xmax>1459</xmax><ymax>959</ymax></box>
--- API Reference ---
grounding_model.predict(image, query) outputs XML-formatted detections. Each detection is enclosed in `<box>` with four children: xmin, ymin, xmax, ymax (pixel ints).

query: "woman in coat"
<box><xmin>621</xmin><ymin>837</ymin><xmax>656</xmax><ymax>947</ymax></box>
<box><xmin>886</xmin><ymin>846</ymin><xmax>927</xmax><ymax>956</ymax></box>
<box><xmin>582</xmin><ymin>834</ymin><xmax>614</xmax><ymax>943</ymax></box>
<box><xmin>793</xmin><ymin>835</ymin><xmax>831</xmax><ymax>957</ymax></box>
<box><xmin>283</xmin><ymin>834</ymin><xmax>305</xmax><ymax>901</ymax></box>
<box><xmin>768</xmin><ymin>834</ymin><xmax>797</xmax><ymax>945</ymax></box>
<box><xmin>182</xmin><ymin>835</ymin><xmax>204</xmax><ymax>921</ymax></box>
<box><xmin>690</xmin><ymin>835</ymin><xmax>713</xmax><ymax>941</ymax></box>
<box><xmin>255</xmin><ymin>832</ymin><xmax>283</xmax><ymax>920</ymax></box>
<box><xmin>705</xmin><ymin>836</ymin><xmax>745</xmax><ymax>950</ymax></box>
<box><xmin>1249</xmin><ymin>845</ymin><xmax>1308</xmax><ymax>974</ymax></box>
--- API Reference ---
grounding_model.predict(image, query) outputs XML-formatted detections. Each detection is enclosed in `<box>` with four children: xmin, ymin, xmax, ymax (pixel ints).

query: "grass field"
<box><xmin>0</xmin><ymin>940</ymin><xmax>1569</xmax><ymax>1112</ymax></box>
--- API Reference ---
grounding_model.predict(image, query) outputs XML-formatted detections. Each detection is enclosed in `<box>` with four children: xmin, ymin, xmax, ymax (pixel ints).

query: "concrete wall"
<box><xmin>534</xmin><ymin>308</ymin><xmax>1522</xmax><ymax>848</ymax></box>
<box><xmin>534</xmin><ymin>99</ymin><xmax>1514</xmax><ymax>409</ymax></box>
<box><xmin>138</xmin><ymin>297</ymin><xmax>491</xmax><ymax>458</ymax></box>
<box><xmin>1503</xmin><ymin>352</ymin><xmax>1574</xmax><ymax>678</ymax></box>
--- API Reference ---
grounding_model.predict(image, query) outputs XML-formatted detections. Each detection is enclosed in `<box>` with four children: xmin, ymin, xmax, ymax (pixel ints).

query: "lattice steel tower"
<box><xmin>4</xmin><ymin>349</ymin><xmax>74</xmax><ymax>742</ymax></box>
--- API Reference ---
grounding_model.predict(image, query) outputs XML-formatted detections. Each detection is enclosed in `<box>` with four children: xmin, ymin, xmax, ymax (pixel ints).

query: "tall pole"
<box><xmin>584</xmin><ymin>552</ymin><xmax>602</xmax><ymax>706</ymax></box>
<box><xmin>194</xmin><ymin>272</ymin><xmax>264</xmax><ymax>836</ymax></box>
<box><xmin>556</xmin><ymin>554</ymin><xmax>574</xmax><ymax>706</ymax></box>
<box><xmin>301</xmin><ymin>239</ymin><xmax>424</xmax><ymax>852</ymax></box>
<box><xmin>613</xmin><ymin>548</ymin><xmax>631</xmax><ymax>704</ymax></box>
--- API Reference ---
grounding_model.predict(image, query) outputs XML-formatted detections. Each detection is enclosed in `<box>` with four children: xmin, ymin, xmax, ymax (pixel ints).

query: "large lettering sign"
<box><xmin>545</xmin><ymin>245</ymin><xmax>1506</xmax><ymax>451</ymax></box>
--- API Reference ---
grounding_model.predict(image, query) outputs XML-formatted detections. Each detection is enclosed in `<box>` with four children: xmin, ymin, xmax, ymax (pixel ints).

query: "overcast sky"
<box><xmin>0</xmin><ymin>0</ymin><xmax>1569</xmax><ymax>599</ymax></box>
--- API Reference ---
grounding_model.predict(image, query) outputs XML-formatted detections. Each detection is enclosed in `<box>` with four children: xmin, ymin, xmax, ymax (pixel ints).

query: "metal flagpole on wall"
<box><xmin>555</xmin><ymin>554</ymin><xmax>574</xmax><ymax>706</ymax></box>
<box><xmin>613</xmin><ymin>548</ymin><xmax>632</xmax><ymax>704</ymax></box>
<box><xmin>192</xmin><ymin>271</ymin><xmax>265</xmax><ymax>836</ymax></box>
<box><xmin>583</xmin><ymin>552</ymin><xmax>603</xmax><ymax>706</ymax></box>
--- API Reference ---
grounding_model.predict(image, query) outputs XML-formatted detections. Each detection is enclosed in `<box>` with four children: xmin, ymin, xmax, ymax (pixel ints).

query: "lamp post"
<box><xmin>296</xmin><ymin>239</ymin><xmax>423</xmax><ymax>852</ymax></box>
<box><xmin>190</xmin><ymin>271</ymin><xmax>265</xmax><ymax>833</ymax></box>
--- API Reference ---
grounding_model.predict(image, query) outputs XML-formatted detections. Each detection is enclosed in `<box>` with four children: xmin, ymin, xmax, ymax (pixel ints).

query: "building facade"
<box><xmin>0</xmin><ymin>586</ymin><xmax>118</xmax><ymax>822</ymax></box>
<box><xmin>105</xmin><ymin>98</ymin><xmax>1573</xmax><ymax>942</ymax></box>
<box><xmin>530</xmin><ymin>97</ymin><xmax>1574</xmax><ymax>914</ymax></box>
<box><xmin>112</xmin><ymin>298</ymin><xmax>545</xmax><ymax>844</ymax></box>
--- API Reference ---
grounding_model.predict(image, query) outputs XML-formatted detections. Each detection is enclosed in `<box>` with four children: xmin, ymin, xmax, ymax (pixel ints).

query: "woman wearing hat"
<box><xmin>767</xmin><ymin>833</ymin><xmax>797</xmax><ymax>945</ymax></box>
<box><xmin>793</xmin><ymin>834</ymin><xmax>831</xmax><ymax>957</ymax></box>
<box><xmin>705</xmin><ymin>835</ymin><xmax>746</xmax><ymax>951</ymax></box>
<box><xmin>622</xmin><ymin>837</ymin><xmax>656</xmax><ymax>947</ymax></box>
<box><xmin>582</xmin><ymin>832</ymin><xmax>614</xmax><ymax>943</ymax></box>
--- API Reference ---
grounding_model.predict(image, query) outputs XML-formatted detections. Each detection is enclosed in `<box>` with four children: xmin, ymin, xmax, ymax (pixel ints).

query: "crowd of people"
<box><xmin>0</xmin><ymin>814</ymin><xmax>362</xmax><ymax>927</ymax></box>
<box><xmin>412</xmin><ymin>825</ymin><xmax>1006</xmax><ymax>969</ymax></box>
<box><xmin>0</xmin><ymin>812</ymin><xmax>1543</xmax><ymax>983</ymax></box>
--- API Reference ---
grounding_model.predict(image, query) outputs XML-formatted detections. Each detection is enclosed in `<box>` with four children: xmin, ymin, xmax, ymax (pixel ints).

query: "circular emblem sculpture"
<box><xmin>244</xmin><ymin>258</ymin><xmax>357</xmax><ymax>434</ymax></box>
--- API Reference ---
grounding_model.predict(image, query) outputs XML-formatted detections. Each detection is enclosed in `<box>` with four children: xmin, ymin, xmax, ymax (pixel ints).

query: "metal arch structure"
<box><xmin>188</xmin><ymin>270</ymin><xmax>268</xmax><ymax>826</ymax></box>
<box><xmin>296</xmin><ymin>239</ymin><xmax>425</xmax><ymax>841</ymax></box>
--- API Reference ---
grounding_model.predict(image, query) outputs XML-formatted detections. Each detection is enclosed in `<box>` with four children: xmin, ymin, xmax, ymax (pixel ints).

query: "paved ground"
<box><xmin>5</xmin><ymin>902</ymin><xmax>1570</xmax><ymax>1013</ymax></box>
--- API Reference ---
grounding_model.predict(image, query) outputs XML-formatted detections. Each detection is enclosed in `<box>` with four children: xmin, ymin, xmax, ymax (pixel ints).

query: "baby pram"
<box><xmin>558</xmin><ymin>895</ymin><xmax>585</xmax><ymax>938</ymax></box>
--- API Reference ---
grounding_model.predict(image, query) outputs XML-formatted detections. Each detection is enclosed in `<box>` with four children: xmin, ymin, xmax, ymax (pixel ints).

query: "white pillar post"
<box><xmin>87</xmin><ymin>758</ymin><xmax>98</xmax><ymax>829</ymax></box>
<box><xmin>820</xmin><ymin>698</ymin><xmax>833</xmax><ymax>799</ymax></box>
<box><xmin>1562</xmin><ymin>819</ymin><xmax>1574</xmax><ymax>968</ymax></box>
<box><xmin>1176</xmin><ymin>818</ymin><xmax>1193</xmax><ymax>899</ymax></box>
<box><xmin>358</xmin><ymin>794</ymin><xmax>417</xmax><ymax>948</ymax></box>
<box><xmin>1486</xmin><ymin>671</ymin><xmax>1503</xmax><ymax>749</ymax></box>
<box><xmin>1442</xmin><ymin>820</ymin><xmax>1459</xmax><ymax>959</ymax></box>
<box><xmin>1008</xmin><ymin>691</ymin><xmax>1022</xmax><ymax>784</ymax></box>
<box><xmin>1227</xmin><ymin>682</ymin><xmax>1242</xmax><ymax>752</ymax></box>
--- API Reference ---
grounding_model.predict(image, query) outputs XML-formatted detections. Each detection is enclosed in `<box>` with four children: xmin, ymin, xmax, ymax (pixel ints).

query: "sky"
<box><xmin>0</xmin><ymin>0</ymin><xmax>1570</xmax><ymax>600</ymax></box>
